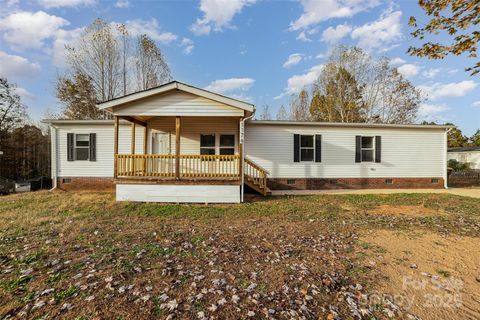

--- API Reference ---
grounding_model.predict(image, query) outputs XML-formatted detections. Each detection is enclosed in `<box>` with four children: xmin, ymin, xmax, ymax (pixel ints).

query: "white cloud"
<box><xmin>205</xmin><ymin>78</ymin><xmax>255</xmax><ymax>94</ymax></box>
<box><xmin>290</xmin><ymin>0</ymin><xmax>379</xmax><ymax>30</ymax></box>
<box><xmin>114</xmin><ymin>0</ymin><xmax>130</xmax><ymax>8</ymax></box>
<box><xmin>38</xmin><ymin>0</ymin><xmax>96</xmax><ymax>8</ymax></box>
<box><xmin>397</xmin><ymin>64</ymin><xmax>420</xmax><ymax>78</ymax></box>
<box><xmin>419</xmin><ymin>80</ymin><xmax>478</xmax><ymax>100</ymax></box>
<box><xmin>0</xmin><ymin>11</ymin><xmax>69</xmax><ymax>49</ymax></box>
<box><xmin>296</xmin><ymin>31</ymin><xmax>312</xmax><ymax>42</ymax></box>
<box><xmin>125</xmin><ymin>19</ymin><xmax>177</xmax><ymax>44</ymax></box>
<box><xmin>190</xmin><ymin>0</ymin><xmax>256</xmax><ymax>36</ymax></box>
<box><xmin>180</xmin><ymin>38</ymin><xmax>194</xmax><ymax>55</ymax></box>
<box><xmin>389</xmin><ymin>57</ymin><xmax>405</xmax><ymax>66</ymax></box>
<box><xmin>283</xmin><ymin>53</ymin><xmax>303</xmax><ymax>68</ymax></box>
<box><xmin>50</xmin><ymin>27</ymin><xmax>83</xmax><ymax>68</ymax></box>
<box><xmin>351</xmin><ymin>9</ymin><xmax>402</xmax><ymax>51</ymax></box>
<box><xmin>471</xmin><ymin>101</ymin><xmax>480</xmax><ymax>108</ymax></box>
<box><xmin>422</xmin><ymin>68</ymin><xmax>441</xmax><ymax>79</ymax></box>
<box><xmin>14</xmin><ymin>86</ymin><xmax>34</xmax><ymax>100</ymax></box>
<box><xmin>418</xmin><ymin>103</ymin><xmax>449</xmax><ymax>122</ymax></box>
<box><xmin>276</xmin><ymin>64</ymin><xmax>323</xmax><ymax>98</ymax></box>
<box><xmin>321</xmin><ymin>23</ymin><xmax>352</xmax><ymax>44</ymax></box>
<box><xmin>0</xmin><ymin>51</ymin><xmax>41</xmax><ymax>79</ymax></box>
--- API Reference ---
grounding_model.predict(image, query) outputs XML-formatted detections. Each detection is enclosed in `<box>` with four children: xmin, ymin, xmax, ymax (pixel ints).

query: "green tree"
<box><xmin>446</xmin><ymin>123</ymin><xmax>468</xmax><ymax>147</ymax></box>
<box><xmin>468</xmin><ymin>129</ymin><xmax>480</xmax><ymax>146</ymax></box>
<box><xmin>408</xmin><ymin>0</ymin><xmax>480</xmax><ymax>75</ymax></box>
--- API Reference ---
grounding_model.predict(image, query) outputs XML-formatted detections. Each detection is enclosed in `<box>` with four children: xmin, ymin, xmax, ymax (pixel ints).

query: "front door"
<box><xmin>152</xmin><ymin>132</ymin><xmax>171</xmax><ymax>154</ymax></box>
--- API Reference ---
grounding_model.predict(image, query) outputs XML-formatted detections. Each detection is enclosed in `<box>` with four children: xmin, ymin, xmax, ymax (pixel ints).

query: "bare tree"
<box><xmin>290</xmin><ymin>89</ymin><xmax>310</xmax><ymax>121</ymax></box>
<box><xmin>258</xmin><ymin>105</ymin><xmax>272</xmax><ymax>120</ymax></box>
<box><xmin>308</xmin><ymin>46</ymin><xmax>422</xmax><ymax>124</ymax></box>
<box><xmin>65</xmin><ymin>19</ymin><xmax>122</xmax><ymax>102</ymax></box>
<box><xmin>135</xmin><ymin>34</ymin><xmax>172</xmax><ymax>91</ymax></box>
<box><xmin>0</xmin><ymin>78</ymin><xmax>27</xmax><ymax>133</ymax></box>
<box><xmin>276</xmin><ymin>105</ymin><xmax>290</xmax><ymax>120</ymax></box>
<box><xmin>117</xmin><ymin>23</ymin><xmax>130</xmax><ymax>96</ymax></box>
<box><xmin>57</xmin><ymin>19</ymin><xmax>173</xmax><ymax>119</ymax></box>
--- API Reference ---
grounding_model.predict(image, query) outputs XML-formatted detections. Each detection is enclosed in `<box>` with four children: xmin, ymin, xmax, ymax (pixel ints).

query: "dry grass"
<box><xmin>0</xmin><ymin>190</ymin><xmax>479</xmax><ymax>319</ymax></box>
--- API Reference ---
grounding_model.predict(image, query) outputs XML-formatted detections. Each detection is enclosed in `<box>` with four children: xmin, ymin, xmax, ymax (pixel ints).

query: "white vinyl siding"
<box><xmin>54</xmin><ymin>117</ymin><xmax>239</xmax><ymax>177</ymax></box>
<box><xmin>244</xmin><ymin>124</ymin><xmax>446</xmax><ymax>178</ymax></box>
<box><xmin>113</xmin><ymin>91</ymin><xmax>244</xmax><ymax>117</ymax></box>
<box><xmin>146</xmin><ymin>117</ymin><xmax>239</xmax><ymax>155</ymax></box>
<box><xmin>56</xmin><ymin>124</ymin><xmax>145</xmax><ymax>177</ymax></box>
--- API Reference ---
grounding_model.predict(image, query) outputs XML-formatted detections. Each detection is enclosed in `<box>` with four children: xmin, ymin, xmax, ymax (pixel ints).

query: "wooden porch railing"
<box><xmin>244</xmin><ymin>157</ymin><xmax>269</xmax><ymax>193</ymax></box>
<box><xmin>116</xmin><ymin>154</ymin><xmax>240</xmax><ymax>178</ymax></box>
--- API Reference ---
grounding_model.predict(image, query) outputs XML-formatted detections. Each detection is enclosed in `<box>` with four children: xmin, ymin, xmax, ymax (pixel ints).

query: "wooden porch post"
<box><xmin>131</xmin><ymin>121</ymin><xmax>136</xmax><ymax>154</ymax></box>
<box><xmin>175</xmin><ymin>116</ymin><xmax>181</xmax><ymax>179</ymax></box>
<box><xmin>114</xmin><ymin>116</ymin><xmax>119</xmax><ymax>178</ymax></box>
<box><xmin>143</xmin><ymin>126</ymin><xmax>147</xmax><ymax>154</ymax></box>
<box><xmin>142</xmin><ymin>125</ymin><xmax>147</xmax><ymax>175</ymax></box>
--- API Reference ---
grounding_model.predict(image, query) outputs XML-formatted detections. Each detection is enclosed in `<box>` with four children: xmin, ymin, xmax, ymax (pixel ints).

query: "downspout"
<box><xmin>49</xmin><ymin>125</ymin><xmax>58</xmax><ymax>191</ymax></box>
<box><xmin>240</xmin><ymin>110</ymin><xmax>255</xmax><ymax>203</ymax></box>
<box><xmin>444</xmin><ymin>128</ymin><xmax>452</xmax><ymax>189</ymax></box>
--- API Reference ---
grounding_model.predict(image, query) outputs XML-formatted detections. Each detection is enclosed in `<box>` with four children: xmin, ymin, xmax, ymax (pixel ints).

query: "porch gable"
<box><xmin>112</xmin><ymin>91</ymin><xmax>245</xmax><ymax>117</ymax></box>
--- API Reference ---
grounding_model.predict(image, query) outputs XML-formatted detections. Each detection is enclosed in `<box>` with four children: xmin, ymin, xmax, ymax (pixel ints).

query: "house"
<box><xmin>45</xmin><ymin>81</ymin><xmax>451</xmax><ymax>203</ymax></box>
<box><xmin>448</xmin><ymin>146</ymin><xmax>480</xmax><ymax>170</ymax></box>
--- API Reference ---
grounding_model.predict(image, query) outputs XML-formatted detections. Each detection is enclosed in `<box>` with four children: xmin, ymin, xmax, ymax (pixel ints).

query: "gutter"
<box><xmin>49</xmin><ymin>125</ymin><xmax>58</xmax><ymax>191</ymax></box>
<box><xmin>240</xmin><ymin>111</ymin><xmax>255</xmax><ymax>203</ymax></box>
<box><xmin>444</xmin><ymin>128</ymin><xmax>453</xmax><ymax>189</ymax></box>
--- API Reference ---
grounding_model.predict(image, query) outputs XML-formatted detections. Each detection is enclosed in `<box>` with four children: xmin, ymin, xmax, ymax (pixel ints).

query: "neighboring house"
<box><xmin>45</xmin><ymin>81</ymin><xmax>451</xmax><ymax>203</ymax></box>
<box><xmin>448</xmin><ymin>146</ymin><xmax>480</xmax><ymax>170</ymax></box>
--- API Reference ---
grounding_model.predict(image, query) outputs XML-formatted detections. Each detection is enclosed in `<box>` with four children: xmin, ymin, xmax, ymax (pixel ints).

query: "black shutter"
<box><xmin>315</xmin><ymin>134</ymin><xmax>322</xmax><ymax>162</ymax></box>
<box><xmin>293</xmin><ymin>134</ymin><xmax>300</xmax><ymax>162</ymax></box>
<box><xmin>67</xmin><ymin>133</ymin><xmax>74</xmax><ymax>161</ymax></box>
<box><xmin>375</xmin><ymin>136</ymin><xmax>381</xmax><ymax>163</ymax></box>
<box><xmin>89</xmin><ymin>133</ymin><xmax>96</xmax><ymax>161</ymax></box>
<box><xmin>355</xmin><ymin>135</ymin><xmax>361</xmax><ymax>163</ymax></box>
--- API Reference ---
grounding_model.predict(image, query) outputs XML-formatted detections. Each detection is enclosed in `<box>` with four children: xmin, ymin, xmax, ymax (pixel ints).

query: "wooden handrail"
<box><xmin>244</xmin><ymin>158</ymin><xmax>268</xmax><ymax>191</ymax></box>
<box><xmin>116</xmin><ymin>154</ymin><xmax>240</xmax><ymax>178</ymax></box>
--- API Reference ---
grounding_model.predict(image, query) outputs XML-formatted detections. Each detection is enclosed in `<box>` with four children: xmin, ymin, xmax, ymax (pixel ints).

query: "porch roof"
<box><xmin>97</xmin><ymin>81</ymin><xmax>255</xmax><ymax>115</ymax></box>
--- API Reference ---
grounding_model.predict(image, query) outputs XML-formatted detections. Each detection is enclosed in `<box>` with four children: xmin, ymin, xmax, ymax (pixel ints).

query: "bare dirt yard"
<box><xmin>0</xmin><ymin>191</ymin><xmax>479</xmax><ymax>319</ymax></box>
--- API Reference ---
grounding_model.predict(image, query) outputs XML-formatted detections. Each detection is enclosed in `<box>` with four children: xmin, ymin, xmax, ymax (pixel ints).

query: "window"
<box><xmin>75</xmin><ymin>134</ymin><xmax>90</xmax><ymax>160</ymax></box>
<box><xmin>200</xmin><ymin>134</ymin><xmax>215</xmax><ymax>155</ymax></box>
<box><xmin>300</xmin><ymin>135</ymin><xmax>314</xmax><ymax>161</ymax></box>
<box><xmin>361</xmin><ymin>136</ymin><xmax>374</xmax><ymax>162</ymax></box>
<box><xmin>385</xmin><ymin>179</ymin><xmax>393</xmax><ymax>184</ymax></box>
<box><xmin>219</xmin><ymin>135</ymin><xmax>235</xmax><ymax>155</ymax></box>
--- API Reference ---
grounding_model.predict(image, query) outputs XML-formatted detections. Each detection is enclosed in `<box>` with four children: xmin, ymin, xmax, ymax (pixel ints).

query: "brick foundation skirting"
<box><xmin>57</xmin><ymin>177</ymin><xmax>115</xmax><ymax>191</ymax></box>
<box><xmin>58</xmin><ymin>176</ymin><xmax>445</xmax><ymax>191</ymax></box>
<box><xmin>268</xmin><ymin>177</ymin><xmax>445</xmax><ymax>190</ymax></box>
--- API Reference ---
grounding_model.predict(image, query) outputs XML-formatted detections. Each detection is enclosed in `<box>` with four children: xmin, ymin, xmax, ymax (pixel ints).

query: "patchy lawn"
<box><xmin>0</xmin><ymin>191</ymin><xmax>479</xmax><ymax>320</ymax></box>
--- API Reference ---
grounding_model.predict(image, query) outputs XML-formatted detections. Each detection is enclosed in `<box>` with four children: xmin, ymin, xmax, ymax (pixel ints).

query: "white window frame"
<box><xmin>360</xmin><ymin>136</ymin><xmax>375</xmax><ymax>162</ymax></box>
<box><xmin>75</xmin><ymin>133</ymin><xmax>90</xmax><ymax>161</ymax></box>
<box><xmin>300</xmin><ymin>134</ymin><xmax>315</xmax><ymax>162</ymax></box>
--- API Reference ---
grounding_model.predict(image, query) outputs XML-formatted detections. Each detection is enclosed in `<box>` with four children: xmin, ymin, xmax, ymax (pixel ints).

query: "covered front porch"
<box><xmin>99</xmin><ymin>81</ymin><xmax>269</xmax><ymax>202</ymax></box>
<box><xmin>113</xmin><ymin>116</ymin><xmax>243</xmax><ymax>181</ymax></box>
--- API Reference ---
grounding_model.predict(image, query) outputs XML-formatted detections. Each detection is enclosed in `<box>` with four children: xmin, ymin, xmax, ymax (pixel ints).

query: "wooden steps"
<box><xmin>244</xmin><ymin>158</ymin><xmax>270</xmax><ymax>196</ymax></box>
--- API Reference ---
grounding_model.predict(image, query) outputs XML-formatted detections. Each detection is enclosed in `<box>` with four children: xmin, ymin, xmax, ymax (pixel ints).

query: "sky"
<box><xmin>0</xmin><ymin>0</ymin><xmax>479</xmax><ymax>135</ymax></box>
